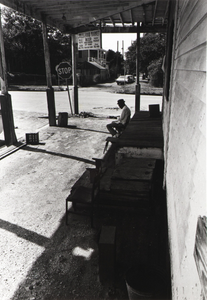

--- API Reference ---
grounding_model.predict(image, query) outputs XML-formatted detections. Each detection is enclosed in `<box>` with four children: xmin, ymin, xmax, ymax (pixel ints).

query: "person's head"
<box><xmin>117</xmin><ymin>99</ymin><xmax>125</xmax><ymax>109</ymax></box>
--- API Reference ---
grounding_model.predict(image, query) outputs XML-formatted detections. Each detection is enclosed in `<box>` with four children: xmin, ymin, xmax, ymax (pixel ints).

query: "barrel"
<box><xmin>58</xmin><ymin>112</ymin><xmax>68</xmax><ymax>127</ymax></box>
<box><xmin>125</xmin><ymin>265</ymin><xmax>166</xmax><ymax>300</ymax></box>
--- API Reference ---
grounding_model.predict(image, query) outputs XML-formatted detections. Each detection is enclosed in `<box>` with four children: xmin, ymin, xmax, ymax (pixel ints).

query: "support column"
<box><xmin>0</xmin><ymin>8</ymin><xmax>17</xmax><ymax>145</ymax></box>
<box><xmin>135</xmin><ymin>23</ymin><xmax>141</xmax><ymax>112</ymax></box>
<box><xmin>71</xmin><ymin>34</ymin><xmax>79</xmax><ymax>114</ymax></box>
<box><xmin>42</xmin><ymin>20</ymin><xmax>56</xmax><ymax>126</ymax></box>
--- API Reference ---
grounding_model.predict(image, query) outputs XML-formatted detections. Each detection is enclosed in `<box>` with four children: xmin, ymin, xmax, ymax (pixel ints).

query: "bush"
<box><xmin>147</xmin><ymin>57</ymin><xmax>164</xmax><ymax>87</ymax></box>
<box><xmin>7</xmin><ymin>72</ymin><xmax>57</xmax><ymax>85</ymax></box>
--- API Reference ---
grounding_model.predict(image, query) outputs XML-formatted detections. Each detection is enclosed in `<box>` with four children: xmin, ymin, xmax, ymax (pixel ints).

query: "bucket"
<box><xmin>125</xmin><ymin>265</ymin><xmax>165</xmax><ymax>300</ymax></box>
<box><xmin>58</xmin><ymin>112</ymin><xmax>68</xmax><ymax>127</ymax></box>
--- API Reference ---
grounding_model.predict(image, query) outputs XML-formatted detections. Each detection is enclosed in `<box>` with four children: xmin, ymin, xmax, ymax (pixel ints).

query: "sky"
<box><xmin>102</xmin><ymin>33</ymin><xmax>137</xmax><ymax>56</ymax></box>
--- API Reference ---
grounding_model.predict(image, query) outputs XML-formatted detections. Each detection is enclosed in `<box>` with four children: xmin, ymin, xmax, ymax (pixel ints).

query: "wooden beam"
<box><xmin>99</xmin><ymin>24</ymin><xmax>167</xmax><ymax>34</ymax></box>
<box><xmin>71</xmin><ymin>34</ymin><xmax>79</xmax><ymax>114</ymax></box>
<box><xmin>162</xmin><ymin>0</ymin><xmax>170</xmax><ymax>25</ymax></box>
<box><xmin>194</xmin><ymin>216</ymin><xmax>207</xmax><ymax>299</ymax></box>
<box><xmin>110</xmin><ymin>16</ymin><xmax>115</xmax><ymax>27</ymax></box>
<box><xmin>152</xmin><ymin>0</ymin><xmax>158</xmax><ymax>26</ymax></box>
<box><xmin>0</xmin><ymin>8</ymin><xmax>8</xmax><ymax>94</ymax></box>
<box><xmin>135</xmin><ymin>23</ymin><xmax>141</xmax><ymax>112</ymax></box>
<box><xmin>142</xmin><ymin>4</ymin><xmax>147</xmax><ymax>25</ymax></box>
<box><xmin>0</xmin><ymin>8</ymin><xmax>17</xmax><ymax>145</ymax></box>
<box><xmin>130</xmin><ymin>9</ymin><xmax>134</xmax><ymax>26</ymax></box>
<box><xmin>119</xmin><ymin>12</ymin><xmax>124</xmax><ymax>27</ymax></box>
<box><xmin>42</xmin><ymin>20</ymin><xmax>52</xmax><ymax>87</ymax></box>
<box><xmin>42</xmin><ymin>20</ymin><xmax>56</xmax><ymax>126</ymax></box>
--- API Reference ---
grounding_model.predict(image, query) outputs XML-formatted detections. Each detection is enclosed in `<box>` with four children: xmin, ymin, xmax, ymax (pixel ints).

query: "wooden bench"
<box><xmin>66</xmin><ymin>155</ymin><xmax>109</xmax><ymax>227</ymax></box>
<box><xmin>66</xmin><ymin>167</ymin><xmax>101</xmax><ymax>227</ymax></box>
<box><xmin>104</xmin><ymin>116</ymin><xmax>130</xmax><ymax>153</ymax></box>
<box><xmin>97</xmin><ymin>157</ymin><xmax>157</xmax><ymax>213</ymax></box>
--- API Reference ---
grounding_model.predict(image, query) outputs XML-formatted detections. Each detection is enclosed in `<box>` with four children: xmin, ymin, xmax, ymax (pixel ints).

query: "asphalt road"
<box><xmin>9</xmin><ymin>85</ymin><xmax>162</xmax><ymax>117</ymax></box>
<box><xmin>0</xmin><ymin>84</ymin><xmax>162</xmax><ymax>141</ymax></box>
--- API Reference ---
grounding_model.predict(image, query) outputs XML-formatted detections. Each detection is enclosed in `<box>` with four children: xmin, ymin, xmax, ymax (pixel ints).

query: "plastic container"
<box><xmin>26</xmin><ymin>133</ymin><xmax>39</xmax><ymax>145</ymax></box>
<box><xmin>58</xmin><ymin>112</ymin><xmax>68</xmax><ymax>127</ymax></box>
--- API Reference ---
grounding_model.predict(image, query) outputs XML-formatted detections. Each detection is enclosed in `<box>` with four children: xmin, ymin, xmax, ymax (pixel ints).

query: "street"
<box><xmin>0</xmin><ymin>84</ymin><xmax>162</xmax><ymax>141</ymax></box>
<box><xmin>9</xmin><ymin>84</ymin><xmax>162</xmax><ymax>117</ymax></box>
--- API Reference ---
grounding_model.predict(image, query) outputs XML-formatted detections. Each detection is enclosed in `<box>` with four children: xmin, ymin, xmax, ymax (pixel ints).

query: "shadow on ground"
<box><xmin>11</xmin><ymin>160</ymin><xmax>171</xmax><ymax>300</ymax></box>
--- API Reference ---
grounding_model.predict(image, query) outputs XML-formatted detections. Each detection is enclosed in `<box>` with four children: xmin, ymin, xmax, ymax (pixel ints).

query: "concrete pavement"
<box><xmin>0</xmin><ymin>90</ymin><xmax>163</xmax><ymax>299</ymax></box>
<box><xmin>0</xmin><ymin>114</ymin><xmax>113</xmax><ymax>300</ymax></box>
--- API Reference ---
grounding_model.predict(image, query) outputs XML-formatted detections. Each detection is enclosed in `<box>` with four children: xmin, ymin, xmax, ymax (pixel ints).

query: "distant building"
<box><xmin>76</xmin><ymin>48</ymin><xmax>109</xmax><ymax>86</ymax></box>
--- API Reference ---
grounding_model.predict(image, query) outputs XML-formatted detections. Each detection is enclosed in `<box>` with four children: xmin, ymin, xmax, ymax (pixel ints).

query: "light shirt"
<box><xmin>119</xmin><ymin>105</ymin><xmax>131</xmax><ymax>125</ymax></box>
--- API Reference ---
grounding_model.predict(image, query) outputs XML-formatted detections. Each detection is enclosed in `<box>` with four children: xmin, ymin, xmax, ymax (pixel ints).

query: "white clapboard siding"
<box><xmin>165</xmin><ymin>0</ymin><xmax>206</xmax><ymax>299</ymax></box>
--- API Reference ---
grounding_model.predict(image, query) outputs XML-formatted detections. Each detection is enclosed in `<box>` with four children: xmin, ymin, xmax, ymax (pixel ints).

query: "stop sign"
<box><xmin>56</xmin><ymin>62</ymin><xmax>72</xmax><ymax>79</ymax></box>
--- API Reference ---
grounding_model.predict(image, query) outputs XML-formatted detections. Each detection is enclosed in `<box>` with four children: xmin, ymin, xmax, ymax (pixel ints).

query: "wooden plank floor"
<box><xmin>97</xmin><ymin>111</ymin><xmax>164</xmax><ymax>211</ymax></box>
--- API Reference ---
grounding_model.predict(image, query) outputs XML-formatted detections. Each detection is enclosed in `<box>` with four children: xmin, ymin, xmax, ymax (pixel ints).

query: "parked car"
<box><xmin>115</xmin><ymin>75</ymin><xmax>135</xmax><ymax>85</ymax></box>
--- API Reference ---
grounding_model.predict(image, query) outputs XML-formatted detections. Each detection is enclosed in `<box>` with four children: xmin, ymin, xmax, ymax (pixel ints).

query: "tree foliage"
<box><xmin>125</xmin><ymin>33</ymin><xmax>166</xmax><ymax>86</ymax></box>
<box><xmin>106</xmin><ymin>49</ymin><xmax>124</xmax><ymax>79</ymax></box>
<box><xmin>2</xmin><ymin>7</ymin><xmax>71</xmax><ymax>76</ymax></box>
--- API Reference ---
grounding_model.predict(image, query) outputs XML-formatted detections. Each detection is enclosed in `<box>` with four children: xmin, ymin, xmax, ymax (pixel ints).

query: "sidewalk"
<box><xmin>0</xmin><ymin>114</ymin><xmax>118</xmax><ymax>300</ymax></box>
<box><xmin>0</xmin><ymin>110</ymin><xmax>49</xmax><ymax>159</ymax></box>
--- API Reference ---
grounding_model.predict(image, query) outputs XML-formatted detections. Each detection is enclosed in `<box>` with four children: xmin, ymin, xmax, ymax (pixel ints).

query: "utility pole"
<box><xmin>135</xmin><ymin>23</ymin><xmax>141</xmax><ymax>111</ymax></box>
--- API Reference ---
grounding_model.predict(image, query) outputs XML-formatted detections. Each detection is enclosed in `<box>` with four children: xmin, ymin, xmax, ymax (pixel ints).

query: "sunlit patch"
<box><xmin>72</xmin><ymin>247</ymin><xmax>94</xmax><ymax>260</ymax></box>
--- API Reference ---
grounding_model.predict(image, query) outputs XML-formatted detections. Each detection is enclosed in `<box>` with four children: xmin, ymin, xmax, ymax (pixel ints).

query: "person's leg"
<box><xmin>106</xmin><ymin>122</ymin><xmax>125</xmax><ymax>136</ymax></box>
<box><xmin>115</xmin><ymin>123</ymin><xmax>125</xmax><ymax>133</ymax></box>
<box><xmin>106</xmin><ymin>122</ymin><xmax>118</xmax><ymax>136</ymax></box>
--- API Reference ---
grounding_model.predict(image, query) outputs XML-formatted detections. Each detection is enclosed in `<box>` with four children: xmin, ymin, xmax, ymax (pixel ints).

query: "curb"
<box><xmin>0</xmin><ymin>141</ymin><xmax>26</xmax><ymax>160</ymax></box>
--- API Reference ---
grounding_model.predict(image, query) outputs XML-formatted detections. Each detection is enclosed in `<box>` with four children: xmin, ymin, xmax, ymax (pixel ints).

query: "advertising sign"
<box><xmin>77</xmin><ymin>30</ymin><xmax>101</xmax><ymax>50</ymax></box>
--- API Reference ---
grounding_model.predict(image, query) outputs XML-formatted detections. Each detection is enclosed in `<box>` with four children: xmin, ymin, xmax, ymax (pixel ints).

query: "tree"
<box><xmin>125</xmin><ymin>41</ymin><xmax>137</xmax><ymax>75</ymax></box>
<box><xmin>106</xmin><ymin>49</ymin><xmax>124</xmax><ymax>79</ymax></box>
<box><xmin>2</xmin><ymin>7</ymin><xmax>71</xmax><ymax>77</ymax></box>
<box><xmin>125</xmin><ymin>33</ymin><xmax>166</xmax><ymax>86</ymax></box>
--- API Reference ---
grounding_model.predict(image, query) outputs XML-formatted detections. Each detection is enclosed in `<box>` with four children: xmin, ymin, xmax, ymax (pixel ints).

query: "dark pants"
<box><xmin>106</xmin><ymin>122</ymin><xmax>125</xmax><ymax>136</ymax></box>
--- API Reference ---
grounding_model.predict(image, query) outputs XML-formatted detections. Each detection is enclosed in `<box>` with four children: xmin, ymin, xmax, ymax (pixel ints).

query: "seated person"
<box><xmin>106</xmin><ymin>99</ymin><xmax>131</xmax><ymax>137</ymax></box>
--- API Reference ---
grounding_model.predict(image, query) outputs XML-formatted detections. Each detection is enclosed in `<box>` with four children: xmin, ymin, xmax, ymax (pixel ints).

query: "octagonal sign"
<box><xmin>56</xmin><ymin>62</ymin><xmax>72</xmax><ymax>79</ymax></box>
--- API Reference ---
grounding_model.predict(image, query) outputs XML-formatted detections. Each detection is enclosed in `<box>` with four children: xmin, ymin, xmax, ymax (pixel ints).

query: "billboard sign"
<box><xmin>77</xmin><ymin>30</ymin><xmax>101</xmax><ymax>50</ymax></box>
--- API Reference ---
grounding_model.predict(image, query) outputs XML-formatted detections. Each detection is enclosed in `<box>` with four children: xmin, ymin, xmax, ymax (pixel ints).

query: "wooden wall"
<box><xmin>163</xmin><ymin>0</ymin><xmax>206</xmax><ymax>299</ymax></box>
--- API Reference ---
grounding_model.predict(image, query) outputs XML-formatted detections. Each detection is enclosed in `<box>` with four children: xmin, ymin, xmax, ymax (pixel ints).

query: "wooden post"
<box><xmin>135</xmin><ymin>23</ymin><xmax>141</xmax><ymax>112</ymax></box>
<box><xmin>0</xmin><ymin>8</ymin><xmax>17</xmax><ymax>145</ymax></box>
<box><xmin>42</xmin><ymin>20</ymin><xmax>56</xmax><ymax>126</ymax></box>
<box><xmin>66</xmin><ymin>79</ymin><xmax>73</xmax><ymax>115</ymax></box>
<box><xmin>71</xmin><ymin>34</ymin><xmax>79</xmax><ymax>114</ymax></box>
<box><xmin>194</xmin><ymin>216</ymin><xmax>207</xmax><ymax>299</ymax></box>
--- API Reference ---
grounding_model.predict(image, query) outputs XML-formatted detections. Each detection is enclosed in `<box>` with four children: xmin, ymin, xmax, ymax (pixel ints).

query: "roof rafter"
<box><xmin>142</xmin><ymin>5</ymin><xmax>147</xmax><ymax>25</ymax></box>
<box><xmin>152</xmin><ymin>0</ymin><xmax>158</xmax><ymax>26</ymax></box>
<box><xmin>119</xmin><ymin>12</ymin><xmax>124</xmax><ymax>27</ymax></box>
<box><xmin>162</xmin><ymin>0</ymin><xmax>170</xmax><ymax>25</ymax></box>
<box><xmin>1</xmin><ymin>0</ymin><xmax>168</xmax><ymax>33</ymax></box>
<box><xmin>110</xmin><ymin>16</ymin><xmax>116</xmax><ymax>27</ymax></box>
<box><xmin>130</xmin><ymin>9</ymin><xmax>134</xmax><ymax>26</ymax></box>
